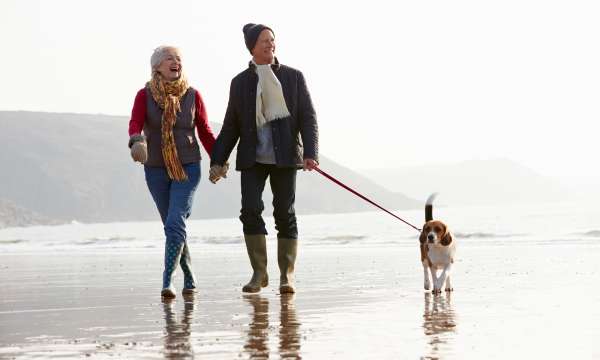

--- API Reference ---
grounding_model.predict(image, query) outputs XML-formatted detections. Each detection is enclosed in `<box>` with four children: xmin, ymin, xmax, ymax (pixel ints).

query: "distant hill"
<box><xmin>362</xmin><ymin>159</ymin><xmax>570</xmax><ymax>205</ymax></box>
<box><xmin>0</xmin><ymin>199</ymin><xmax>59</xmax><ymax>228</ymax></box>
<box><xmin>0</xmin><ymin>111</ymin><xmax>419</xmax><ymax>227</ymax></box>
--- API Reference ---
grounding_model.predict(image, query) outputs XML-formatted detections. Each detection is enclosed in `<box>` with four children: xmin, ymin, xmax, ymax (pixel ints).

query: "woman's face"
<box><xmin>252</xmin><ymin>29</ymin><xmax>275</xmax><ymax>65</ymax></box>
<box><xmin>156</xmin><ymin>48</ymin><xmax>182</xmax><ymax>81</ymax></box>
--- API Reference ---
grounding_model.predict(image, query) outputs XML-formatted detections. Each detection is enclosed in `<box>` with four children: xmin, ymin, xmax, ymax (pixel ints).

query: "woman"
<box><xmin>128</xmin><ymin>45</ymin><xmax>216</xmax><ymax>298</ymax></box>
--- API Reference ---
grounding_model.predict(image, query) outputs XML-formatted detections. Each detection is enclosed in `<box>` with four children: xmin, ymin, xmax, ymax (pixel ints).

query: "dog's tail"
<box><xmin>425</xmin><ymin>193</ymin><xmax>438</xmax><ymax>222</ymax></box>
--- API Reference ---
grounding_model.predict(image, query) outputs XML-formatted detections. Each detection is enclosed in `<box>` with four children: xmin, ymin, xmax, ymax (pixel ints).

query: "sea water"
<box><xmin>1</xmin><ymin>200</ymin><xmax>598</xmax><ymax>253</ymax></box>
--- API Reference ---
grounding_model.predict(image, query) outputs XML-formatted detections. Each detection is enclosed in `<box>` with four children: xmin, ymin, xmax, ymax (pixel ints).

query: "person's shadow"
<box><xmin>243</xmin><ymin>294</ymin><xmax>302</xmax><ymax>359</ymax></box>
<box><xmin>162</xmin><ymin>296</ymin><xmax>195</xmax><ymax>359</ymax></box>
<box><xmin>422</xmin><ymin>292</ymin><xmax>456</xmax><ymax>359</ymax></box>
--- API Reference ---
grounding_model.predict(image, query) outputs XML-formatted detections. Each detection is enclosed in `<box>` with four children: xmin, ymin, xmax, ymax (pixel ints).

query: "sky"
<box><xmin>1</xmin><ymin>0</ymin><xmax>599</xmax><ymax>181</ymax></box>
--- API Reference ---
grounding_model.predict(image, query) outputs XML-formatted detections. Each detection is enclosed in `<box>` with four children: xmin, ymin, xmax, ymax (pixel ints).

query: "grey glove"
<box><xmin>129</xmin><ymin>135</ymin><xmax>147</xmax><ymax>164</ymax></box>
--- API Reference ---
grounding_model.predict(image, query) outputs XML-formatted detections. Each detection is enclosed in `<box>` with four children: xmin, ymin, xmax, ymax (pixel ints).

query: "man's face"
<box><xmin>251</xmin><ymin>29</ymin><xmax>275</xmax><ymax>65</ymax></box>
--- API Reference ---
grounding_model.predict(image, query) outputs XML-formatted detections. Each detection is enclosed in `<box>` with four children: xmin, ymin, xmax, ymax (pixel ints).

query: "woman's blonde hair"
<box><xmin>150</xmin><ymin>46</ymin><xmax>181</xmax><ymax>75</ymax></box>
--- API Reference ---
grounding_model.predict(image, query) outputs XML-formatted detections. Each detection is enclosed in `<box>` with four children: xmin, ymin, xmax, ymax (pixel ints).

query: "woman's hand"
<box><xmin>130</xmin><ymin>142</ymin><xmax>147</xmax><ymax>163</ymax></box>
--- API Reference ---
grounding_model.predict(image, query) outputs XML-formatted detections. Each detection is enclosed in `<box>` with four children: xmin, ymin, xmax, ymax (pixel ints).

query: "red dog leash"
<box><xmin>313</xmin><ymin>166</ymin><xmax>422</xmax><ymax>232</ymax></box>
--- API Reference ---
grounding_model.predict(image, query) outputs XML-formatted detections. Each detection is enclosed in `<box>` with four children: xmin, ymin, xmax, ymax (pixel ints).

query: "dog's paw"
<box><xmin>432</xmin><ymin>288</ymin><xmax>442</xmax><ymax>294</ymax></box>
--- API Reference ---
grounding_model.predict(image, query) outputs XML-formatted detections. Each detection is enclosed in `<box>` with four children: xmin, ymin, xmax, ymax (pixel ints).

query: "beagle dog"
<box><xmin>419</xmin><ymin>193</ymin><xmax>456</xmax><ymax>294</ymax></box>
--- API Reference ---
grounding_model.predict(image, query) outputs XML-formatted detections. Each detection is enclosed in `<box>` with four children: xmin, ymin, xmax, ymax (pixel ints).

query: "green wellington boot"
<box><xmin>278</xmin><ymin>237</ymin><xmax>298</xmax><ymax>294</ymax></box>
<box><xmin>162</xmin><ymin>241</ymin><xmax>184</xmax><ymax>298</ymax></box>
<box><xmin>242</xmin><ymin>234</ymin><xmax>269</xmax><ymax>293</ymax></box>
<box><xmin>180</xmin><ymin>243</ymin><xmax>197</xmax><ymax>295</ymax></box>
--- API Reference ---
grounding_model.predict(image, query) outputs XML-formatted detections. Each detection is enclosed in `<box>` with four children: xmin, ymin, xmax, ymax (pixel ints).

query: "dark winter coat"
<box><xmin>211</xmin><ymin>59</ymin><xmax>318</xmax><ymax>170</ymax></box>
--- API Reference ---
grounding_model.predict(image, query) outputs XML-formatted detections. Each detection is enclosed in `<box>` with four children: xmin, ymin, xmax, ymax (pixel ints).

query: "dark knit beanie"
<box><xmin>243</xmin><ymin>23</ymin><xmax>274</xmax><ymax>53</ymax></box>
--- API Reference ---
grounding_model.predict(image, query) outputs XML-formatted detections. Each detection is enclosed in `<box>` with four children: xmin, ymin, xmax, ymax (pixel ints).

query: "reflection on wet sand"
<box><xmin>243</xmin><ymin>294</ymin><xmax>302</xmax><ymax>359</ymax></box>
<box><xmin>163</xmin><ymin>296</ymin><xmax>195</xmax><ymax>359</ymax></box>
<box><xmin>279</xmin><ymin>294</ymin><xmax>301</xmax><ymax>359</ymax></box>
<box><xmin>422</xmin><ymin>292</ymin><xmax>456</xmax><ymax>359</ymax></box>
<box><xmin>244</xmin><ymin>295</ymin><xmax>270</xmax><ymax>359</ymax></box>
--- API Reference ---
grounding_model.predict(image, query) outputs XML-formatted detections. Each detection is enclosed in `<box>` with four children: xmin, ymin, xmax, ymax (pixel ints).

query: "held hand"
<box><xmin>220</xmin><ymin>162</ymin><xmax>230</xmax><ymax>178</ymax></box>
<box><xmin>130</xmin><ymin>141</ymin><xmax>148</xmax><ymax>164</ymax></box>
<box><xmin>209</xmin><ymin>162</ymin><xmax>229</xmax><ymax>184</ymax></box>
<box><xmin>303</xmin><ymin>158</ymin><xmax>318</xmax><ymax>171</ymax></box>
<box><xmin>209</xmin><ymin>165</ymin><xmax>222</xmax><ymax>184</ymax></box>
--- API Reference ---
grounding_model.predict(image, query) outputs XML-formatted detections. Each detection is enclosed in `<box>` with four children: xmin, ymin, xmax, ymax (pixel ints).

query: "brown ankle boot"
<box><xmin>242</xmin><ymin>234</ymin><xmax>269</xmax><ymax>293</ymax></box>
<box><xmin>278</xmin><ymin>237</ymin><xmax>297</xmax><ymax>294</ymax></box>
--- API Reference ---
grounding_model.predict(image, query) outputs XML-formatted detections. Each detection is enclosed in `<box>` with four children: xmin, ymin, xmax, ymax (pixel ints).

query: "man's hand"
<box><xmin>303</xmin><ymin>158</ymin><xmax>318</xmax><ymax>171</ymax></box>
<box><xmin>209</xmin><ymin>162</ymin><xmax>229</xmax><ymax>183</ymax></box>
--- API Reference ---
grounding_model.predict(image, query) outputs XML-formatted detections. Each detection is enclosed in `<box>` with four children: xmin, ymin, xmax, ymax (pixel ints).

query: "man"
<box><xmin>210</xmin><ymin>23</ymin><xmax>319</xmax><ymax>294</ymax></box>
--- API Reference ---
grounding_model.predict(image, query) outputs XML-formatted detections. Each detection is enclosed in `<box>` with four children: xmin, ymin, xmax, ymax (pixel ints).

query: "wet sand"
<box><xmin>1</xmin><ymin>242</ymin><xmax>599</xmax><ymax>359</ymax></box>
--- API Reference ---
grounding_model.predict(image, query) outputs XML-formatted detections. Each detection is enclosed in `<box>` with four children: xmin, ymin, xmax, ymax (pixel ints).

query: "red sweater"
<box><xmin>128</xmin><ymin>88</ymin><xmax>216</xmax><ymax>157</ymax></box>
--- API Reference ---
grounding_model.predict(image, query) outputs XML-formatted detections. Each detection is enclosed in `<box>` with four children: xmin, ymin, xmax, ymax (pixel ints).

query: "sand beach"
<box><xmin>1</xmin><ymin>234</ymin><xmax>599</xmax><ymax>359</ymax></box>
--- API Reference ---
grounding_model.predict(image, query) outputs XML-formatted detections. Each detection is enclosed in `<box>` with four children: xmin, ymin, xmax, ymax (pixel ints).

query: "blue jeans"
<box><xmin>144</xmin><ymin>162</ymin><xmax>201</xmax><ymax>245</ymax></box>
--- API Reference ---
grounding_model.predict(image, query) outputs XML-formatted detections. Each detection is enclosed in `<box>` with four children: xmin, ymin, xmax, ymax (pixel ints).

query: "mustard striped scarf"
<box><xmin>147</xmin><ymin>74</ymin><xmax>189</xmax><ymax>181</ymax></box>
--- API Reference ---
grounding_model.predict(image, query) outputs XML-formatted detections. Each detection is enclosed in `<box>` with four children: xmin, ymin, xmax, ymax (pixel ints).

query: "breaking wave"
<box><xmin>0</xmin><ymin>239</ymin><xmax>27</xmax><ymax>244</ymax></box>
<box><xmin>76</xmin><ymin>236</ymin><xmax>136</xmax><ymax>245</ymax></box>
<box><xmin>309</xmin><ymin>235</ymin><xmax>369</xmax><ymax>245</ymax></box>
<box><xmin>454</xmin><ymin>232</ymin><xmax>526</xmax><ymax>239</ymax></box>
<box><xmin>202</xmin><ymin>236</ymin><xmax>244</xmax><ymax>245</ymax></box>
<box><xmin>580</xmin><ymin>230</ymin><xmax>600</xmax><ymax>237</ymax></box>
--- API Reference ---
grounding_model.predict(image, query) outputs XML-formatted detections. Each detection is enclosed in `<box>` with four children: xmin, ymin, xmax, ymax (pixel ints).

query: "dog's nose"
<box><xmin>427</xmin><ymin>234</ymin><xmax>434</xmax><ymax>242</ymax></box>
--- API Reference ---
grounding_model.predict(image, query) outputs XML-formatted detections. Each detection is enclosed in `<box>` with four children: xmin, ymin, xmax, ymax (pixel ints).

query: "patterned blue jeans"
<box><xmin>144</xmin><ymin>162</ymin><xmax>201</xmax><ymax>290</ymax></box>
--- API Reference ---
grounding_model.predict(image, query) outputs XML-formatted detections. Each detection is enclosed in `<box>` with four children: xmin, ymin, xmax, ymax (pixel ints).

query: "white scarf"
<box><xmin>254</xmin><ymin>61</ymin><xmax>290</xmax><ymax>128</ymax></box>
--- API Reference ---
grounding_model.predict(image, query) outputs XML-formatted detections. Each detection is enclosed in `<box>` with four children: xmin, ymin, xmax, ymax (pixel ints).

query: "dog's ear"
<box><xmin>419</xmin><ymin>228</ymin><xmax>427</xmax><ymax>244</ymax></box>
<box><xmin>441</xmin><ymin>228</ymin><xmax>453</xmax><ymax>246</ymax></box>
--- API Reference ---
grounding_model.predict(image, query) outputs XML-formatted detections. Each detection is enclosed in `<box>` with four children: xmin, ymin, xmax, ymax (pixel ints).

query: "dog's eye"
<box><xmin>424</xmin><ymin>226</ymin><xmax>430</xmax><ymax>232</ymax></box>
<box><xmin>433</xmin><ymin>226</ymin><xmax>442</xmax><ymax>233</ymax></box>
